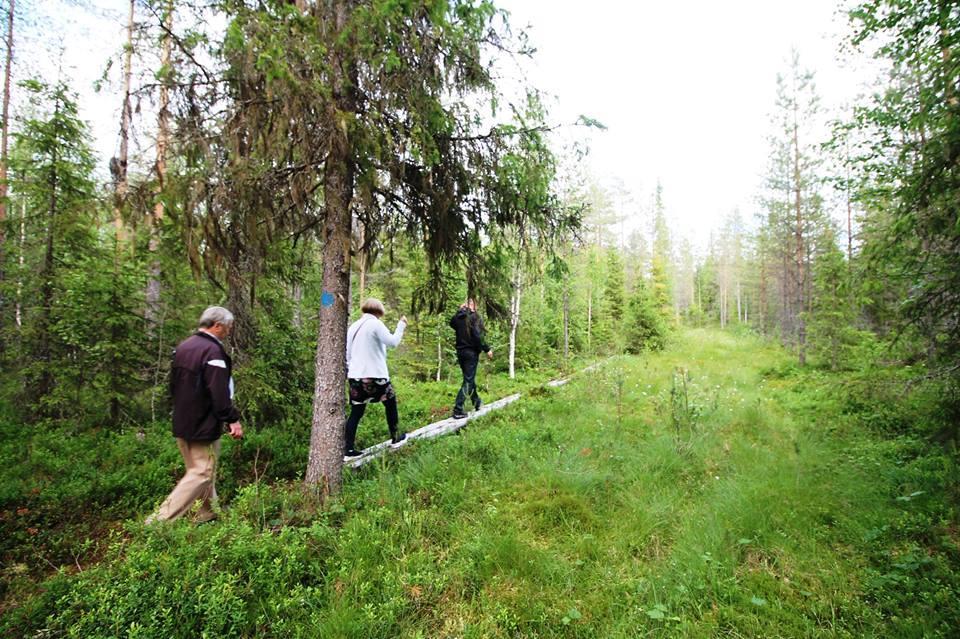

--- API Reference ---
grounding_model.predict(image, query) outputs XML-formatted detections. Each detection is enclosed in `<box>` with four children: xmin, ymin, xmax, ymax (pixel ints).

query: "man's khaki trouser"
<box><xmin>146</xmin><ymin>438</ymin><xmax>221</xmax><ymax>524</ymax></box>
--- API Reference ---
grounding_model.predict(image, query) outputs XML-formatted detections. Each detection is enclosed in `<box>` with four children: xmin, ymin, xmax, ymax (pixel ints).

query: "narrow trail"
<box><xmin>346</xmin><ymin>359</ymin><xmax>609</xmax><ymax>469</ymax></box>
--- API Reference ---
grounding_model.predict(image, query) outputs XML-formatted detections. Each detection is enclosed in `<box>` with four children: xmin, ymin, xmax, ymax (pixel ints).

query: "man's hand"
<box><xmin>486</xmin><ymin>350</ymin><xmax>494</xmax><ymax>360</ymax></box>
<box><xmin>399</xmin><ymin>315</ymin><xmax>408</xmax><ymax>325</ymax></box>
<box><xmin>227</xmin><ymin>422</ymin><xmax>243</xmax><ymax>439</ymax></box>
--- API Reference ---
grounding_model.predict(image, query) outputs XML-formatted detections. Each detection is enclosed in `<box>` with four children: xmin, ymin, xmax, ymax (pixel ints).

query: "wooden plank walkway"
<box><xmin>345</xmin><ymin>358</ymin><xmax>611</xmax><ymax>470</ymax></box>
<box><xmin>346</xmin><ymin>393</ymin><xmax>521</xmax><ymax>469</ymax></box>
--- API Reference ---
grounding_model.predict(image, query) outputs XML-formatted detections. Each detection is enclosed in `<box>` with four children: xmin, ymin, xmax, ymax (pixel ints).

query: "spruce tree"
<box><xmin>602</xmin><ymin>249</ymin><xmax>625</xmax><ymax>350</ymax></box>
<box><xmin>846</xmin><ymin>0</ymin><xmax>960</xmax><ymax>377</ymax></box>
<box><xmin>807</xmin><ymin>236</ymin><xmax>860</xmax><ymax>370</ymax></box>
<box><xmin>169</xmin><ymin>1</ymin><xmax>575</xmax><ymax>494</ymax></box>
<box><xmin>624</xmin><ymin>278</ymin><xmax>666</xmax><ymax>353</ymax></box>
<box><xmin>8</xmin><ymin>79</ymin><xmax>98</xmax><ymax>414</ymax></box>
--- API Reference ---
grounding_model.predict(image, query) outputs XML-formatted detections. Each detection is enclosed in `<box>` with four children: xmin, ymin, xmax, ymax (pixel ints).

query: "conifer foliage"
<box><xmin>846</xmin><ymin>0</ymin><xmax>960</xmax><ymax>376</ymax></box>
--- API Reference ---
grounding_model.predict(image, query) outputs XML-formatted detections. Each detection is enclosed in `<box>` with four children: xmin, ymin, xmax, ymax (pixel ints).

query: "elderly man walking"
<box><xmin>146</xmin><ymin>306</ymin><xmax>243</xmax><ymax>525</ymax></box>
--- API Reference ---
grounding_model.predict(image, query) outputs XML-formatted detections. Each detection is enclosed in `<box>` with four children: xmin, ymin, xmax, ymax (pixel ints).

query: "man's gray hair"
<box><xmin>198</xmin><ymin>306</ymin><xmax>235</xmax><ymax>328</ymax></box>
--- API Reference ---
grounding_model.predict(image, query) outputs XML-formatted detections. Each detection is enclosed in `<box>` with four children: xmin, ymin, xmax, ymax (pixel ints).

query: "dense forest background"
<box><xmin>0</xmin><ymin>0</ymin><xmax>958</xmax><ymax>636</ymax></box>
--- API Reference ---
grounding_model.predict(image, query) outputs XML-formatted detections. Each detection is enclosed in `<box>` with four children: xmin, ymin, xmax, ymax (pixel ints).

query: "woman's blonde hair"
<box><xmin>361</xmin><ymin>298</ymin><xmax>386</xmax><ymax>317</ymax></box>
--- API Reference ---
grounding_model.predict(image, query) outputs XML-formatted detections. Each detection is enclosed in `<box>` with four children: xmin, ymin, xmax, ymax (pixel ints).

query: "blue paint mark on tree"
<box><xmin>321</xmin><ymin>291</ymin><xmax>335</xmax><ymax>307</ymax></box>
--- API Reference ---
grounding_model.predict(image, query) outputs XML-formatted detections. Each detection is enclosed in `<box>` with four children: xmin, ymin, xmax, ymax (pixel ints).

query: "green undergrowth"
<box><xmin>0</xmin><ymin>355</ymin><xmax>572</xmax><ymax>611</ymax></box>
<box><xmin>3</xmin><ymin>329</ymin><xmax>959</xmax><ymax>637</ymax></box>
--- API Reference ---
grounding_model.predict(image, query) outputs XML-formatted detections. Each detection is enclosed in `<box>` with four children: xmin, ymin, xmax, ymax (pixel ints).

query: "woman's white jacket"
<box><xmin>345</xmin><ymin>313</ymin><xmax>406</xmax><ymax>380</ymax></box>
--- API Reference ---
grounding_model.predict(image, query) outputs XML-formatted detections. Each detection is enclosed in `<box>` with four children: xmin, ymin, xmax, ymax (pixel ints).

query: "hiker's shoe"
<box><xmin>451</xmin><ymin>410</ymin><xmax>468</xmax><ymax>419</ymax></box>
<box><xmin>390</xmin><ymin>433</ymin><xmax>407</xmax><ymax>448</ymax></box>
<box><xmin>344</xmin><ymin>449</ymin><xmax>363</xmax><ymax>459</ymax></box>
<box><xmin>473</xmin><ymin>401</ymin><xmax>482</xmax><ymax>411</ymax></box>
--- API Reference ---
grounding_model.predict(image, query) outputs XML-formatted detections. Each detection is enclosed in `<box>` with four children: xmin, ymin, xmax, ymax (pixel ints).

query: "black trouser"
<box><xmin>344</xmin><ymin>397</ymin><xmax>399</xmax><ymax>452</ymax></box>
<box><xmin>454</xmin><ymin>349</ymin><xmax>481</xmax><ymax>412</ymax></box>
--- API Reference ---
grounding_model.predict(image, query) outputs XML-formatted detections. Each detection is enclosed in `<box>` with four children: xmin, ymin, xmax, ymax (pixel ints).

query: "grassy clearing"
<box><xmin>3</xmin><ymin>328</ymin><xmax>959</xmax><ymax>637</ymax></box>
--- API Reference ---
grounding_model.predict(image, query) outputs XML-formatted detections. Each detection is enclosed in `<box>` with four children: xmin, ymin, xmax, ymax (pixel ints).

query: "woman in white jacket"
<box><xmin>343</xmin><ymin>298</ymin><xmax>407</xmax><ymax>458</ymax></box>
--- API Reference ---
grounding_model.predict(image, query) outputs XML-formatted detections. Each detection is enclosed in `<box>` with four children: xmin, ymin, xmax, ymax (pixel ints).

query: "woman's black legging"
<box><xmin>344</xmin><ymin>397</ymin><xmax>399</xmax><ymax>452</ymax></box>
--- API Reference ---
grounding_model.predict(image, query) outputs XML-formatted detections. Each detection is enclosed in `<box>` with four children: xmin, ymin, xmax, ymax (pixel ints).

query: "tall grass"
<box><xmin>2</xmin><ymin>328</ymin><xmax>958</xmax><ymax>637</ymax></box>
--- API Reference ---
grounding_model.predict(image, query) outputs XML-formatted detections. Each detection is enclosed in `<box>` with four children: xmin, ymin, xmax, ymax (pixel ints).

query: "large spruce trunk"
<box><xmin>306</xmin><ymin>0</ymin><xmax>356</xmax><ymax>495</ymax></box>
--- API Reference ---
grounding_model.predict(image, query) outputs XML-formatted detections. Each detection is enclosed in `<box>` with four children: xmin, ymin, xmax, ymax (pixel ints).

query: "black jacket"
<box><xmin>169</xmin><ymin>331</ymin><xmax>240</xmax><ymax>441</ymax></box>
<box><xmin>450</xmin><ymin>308</ymin><xmax>490</xmax><ymax>353</ymax></box>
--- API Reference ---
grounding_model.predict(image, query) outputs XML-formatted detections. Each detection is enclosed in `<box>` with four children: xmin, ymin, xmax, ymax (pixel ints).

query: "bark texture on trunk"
<box><xmin>306</xmin><ymin>162</ymin><xmax>353</xmax><ymax>492</ymax></box>
<box><xmin>0</xmin><ymin>0</ymin><xmax>14</xmax><ymax>346</ymax></box>
<box><xmin>436</xmin><ymin>324</ymin><xmax>442</xmax><ymax>382</ymax></box>
<box><xmin>562</xmin><ymin>283</ymin><xmax>569</xmax><ymax>361</ymax></box>
<box><xmin>226</xmin><ymin>254</ymin><xmax>259</xmax><ymax>358</ymax></box>
<box><xmin>356</xmin><ymin>219</ymin><xmax>366</xmax><ymax>303</ymax></box>
<box><xmin>37</xmin><ymin>97</ymin><xmax>60</xmax><ymax>404</ymax></box>
<box><xmin>586</xmin><ymin>288</ymin><xmax>592</xmax><ymax>349</ymax></box>
<box><xmin>0</xmin><ymin>0</ymin><xmax>14</xmax><ymax>273</ymax></box>
<box><xmin>146</xmin><ymin>1</ymin><xmax>172</xmax><ymax>329</ymax></box>
<box><xmin>306</xmin><ymin>0</ymin><xmax>356</xmax><ymax>495</ymax></box>
<box><xmin>112</xmin><ymin>0</ymin><xmax>134</xmax><ymax>242</ymax></box>
<box><xmin>14</xmin><ymin>199</ymin><xmax>24</xmax><ymax>327</ymax></box>
<box><xmin>719</xmin><ymin>283</ymin><xmax>726</xmax><ymax>328</ymax></box>
<box><xmin>758</xmin><ymin>248</ymin><xmax>767</xmax><ymax>335</ymax></box>
<box><xmin>792</xmin><ymin>108</ymin><xmax>806</xmax><ymax>366</ymax></box>
<box><xmin>736</xmin><ymin>281</ymin><xmax>742</xmax><ymax>323</ymax></box>
<box><xmin>292</xmin><ymin>281</ymin><xmax>303</xmax><ymax>330</ymax></box>
<box><xmin>508</xmin><ymin>266</ymin><xmax>520</xmax><ymax>379</ymax></box>
<box><xmin>108</xmin><ymin>0</ymin><xmax>136</xmax><ymax>425</ymax></box>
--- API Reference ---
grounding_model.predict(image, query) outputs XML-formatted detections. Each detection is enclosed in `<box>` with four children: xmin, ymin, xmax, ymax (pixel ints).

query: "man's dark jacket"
<box><xmin>170</xmin><ymin>331</ymin><xmax>240</xmax><ymax>442</ymax></box>
<box><xmin>450</xmin><ymin>308</ymin><xmax>490</xmax><ymax>354</ymax></box>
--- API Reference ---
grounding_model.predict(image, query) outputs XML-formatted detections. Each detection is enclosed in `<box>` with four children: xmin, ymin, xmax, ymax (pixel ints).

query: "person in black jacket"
<box><xmin>146</xmin><ymin>306</ymin><xmax>243</xmax><ymax>525</ymax></box>
<box><xmin>450</xmin><ymin>298</ymin><xmax>493</xmax><ymax>419</ymax></box>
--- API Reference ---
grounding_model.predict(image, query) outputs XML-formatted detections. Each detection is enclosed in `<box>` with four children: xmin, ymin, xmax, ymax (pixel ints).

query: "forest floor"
<box><xmin>2</xmin><ymin>328</ymin><xmax>959</xmax><ymax>637</ymax></box>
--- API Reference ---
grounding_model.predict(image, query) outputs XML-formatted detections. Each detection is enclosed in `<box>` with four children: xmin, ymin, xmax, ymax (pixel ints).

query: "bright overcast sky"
<box><xmin>498</xmin><ymin>0</ymin><xmax>871</xmax><ymax>245</ymax></box>
<box><xmin>33</xmin><ymin>0</ymin><xmax>874</xmax><ymax>249</ymax></box>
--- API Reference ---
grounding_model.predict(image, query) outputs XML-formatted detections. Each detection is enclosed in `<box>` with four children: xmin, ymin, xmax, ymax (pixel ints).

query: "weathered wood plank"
<box><xmin>345</xmin><ymin>393</ymin><xmax>521</xmax><ymax>469</ymax></box>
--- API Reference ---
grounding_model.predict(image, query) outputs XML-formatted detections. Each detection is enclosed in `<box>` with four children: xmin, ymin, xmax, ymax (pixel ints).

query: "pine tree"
<box><xmin>762</xmin><ymin>51</ymin><xmax>823</xmax><ymax>364</ymax></box>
